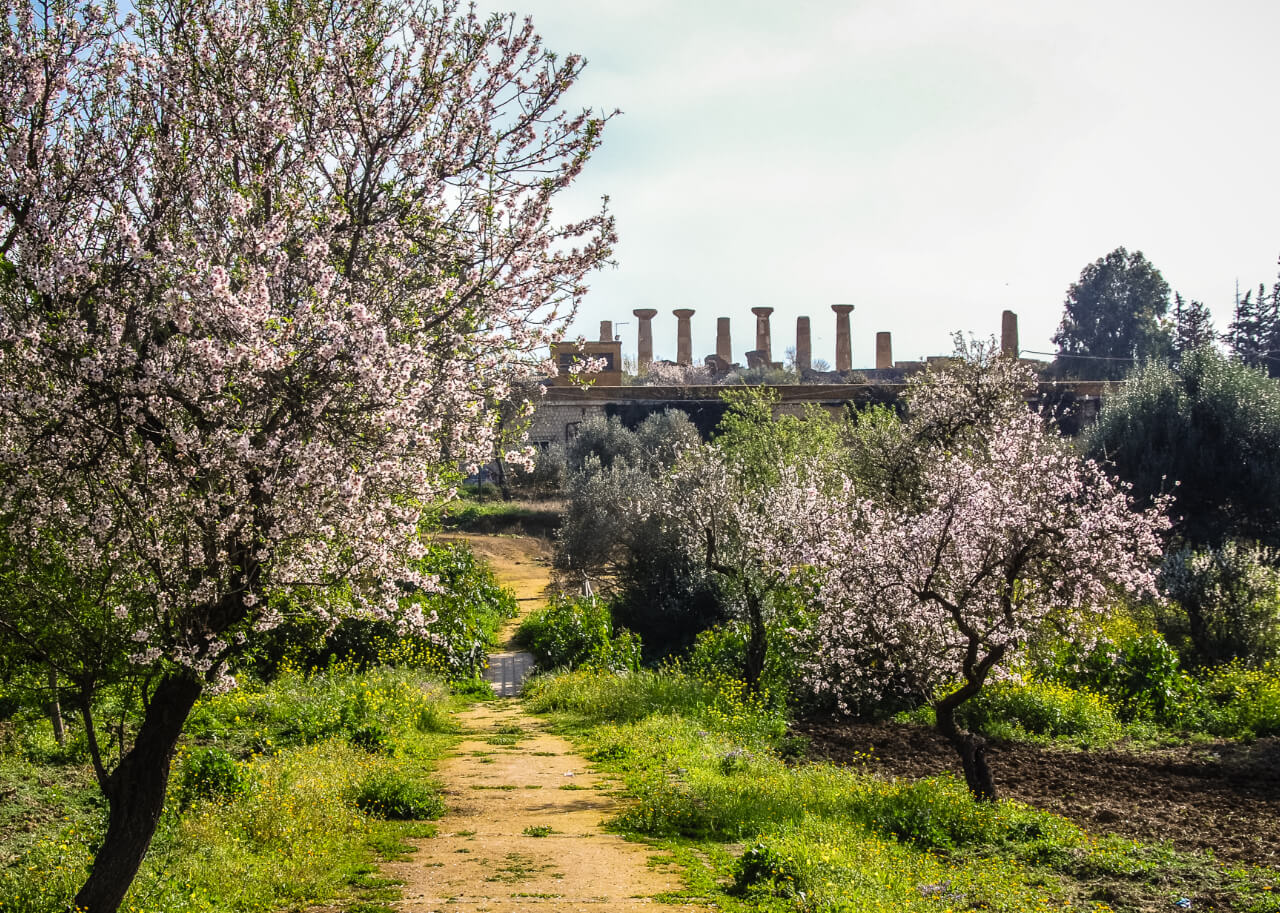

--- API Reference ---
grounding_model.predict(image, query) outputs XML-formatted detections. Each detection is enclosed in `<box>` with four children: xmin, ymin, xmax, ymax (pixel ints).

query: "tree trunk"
<box><xmin>1184</xmin><ymin>595</ymin><xmax>1211</xmax><ymax>665</ymax></box>
<box><xmin>934</xmin><ymin>699</ymin><xmax>997</xmax><ymax>802</ymax></box>
<box><xmin>47</xmin><ymin>665</ymin><xmax>66</xmax><ymax>747</ymax></box>
<box><xmin>74</xmin><ymin>671</ymin><xmax>204</xmax><ymax>913</ymax></box>
<box><xmin>743</xmin><ymin>590</ymin><xmax>767</xmax><ymax>692</ymax></box>
<box><xmin>493</xmin><ymin>457</ymin><xmax>512</xmax><ymax>501</ymax></box>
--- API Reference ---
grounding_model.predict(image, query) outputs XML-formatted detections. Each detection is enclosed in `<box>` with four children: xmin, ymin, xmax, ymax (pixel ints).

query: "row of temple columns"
<box><xmin>629</xmin><ymin>307</ymin><xmax>1021</xmax><ymax>372</ymax></box>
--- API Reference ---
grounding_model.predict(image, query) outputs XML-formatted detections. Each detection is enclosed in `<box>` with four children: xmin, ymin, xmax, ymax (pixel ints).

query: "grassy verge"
<box><xmin>526</xmin><ymin>668</ymin><xmax>1280</xmax><ymax>913</ymax></box>
<box><xmin>438</xmin><ymin>498</ymin><xmax>562</xmax><ymax>537</ymax></box>
<box><xmin>891</xmin><ymin>662</ymin><xmax>1280</xmax><ymax>752</ymax></box>
<box><xmin>1</xmin><ymin>666</ymin><xmax>458</xmax><ymax>913</ymax></box>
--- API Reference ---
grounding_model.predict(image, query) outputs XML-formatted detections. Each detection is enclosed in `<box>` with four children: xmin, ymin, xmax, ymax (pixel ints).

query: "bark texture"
<box><xmin>73</xmin><ymin>672</ymin><xmax>203</xmax><ymax>913</ymax></box>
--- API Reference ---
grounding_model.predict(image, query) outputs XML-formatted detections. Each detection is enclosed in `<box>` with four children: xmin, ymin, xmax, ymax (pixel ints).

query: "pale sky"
<box><xmin>491</xmin><ymin>0</ymin><xmax>1280</xmax><ymax>369</ymax></box>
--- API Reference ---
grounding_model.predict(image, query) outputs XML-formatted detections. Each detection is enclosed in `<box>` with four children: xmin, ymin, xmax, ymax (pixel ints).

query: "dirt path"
<box><xmin>389</xmin><ymin>535</ymin><xmax>704</xmax><ymax>913</ymax></box>
<box><xmin>440</xmin><ymin>533</ymin><xmax>553</xmax><ymax>645</ymax></box>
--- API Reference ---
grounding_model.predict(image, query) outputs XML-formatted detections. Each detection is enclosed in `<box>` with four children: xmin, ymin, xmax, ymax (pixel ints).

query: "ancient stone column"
<box><xmin>751</xmin><ymin>307</ymin><xmax>774</xmax><ymax>364</ymax></box>
<box><xmin>716</xmin><ymin>317</ymin><xmax>732</xmax><ymax>364</ymax></box>
<box><xmin>876</xmin><ymin>331</ymin><xmax>893</xmax><ymax>370</ymax></box>
<box><xmin>796</xmin><ymin>317</ymin><xmax>812</xmax><ymax>372</ymax></box>
<box><xmin>1001</xmin><ymin>310</ymin><xmax>1019</xmax><ymax>358</ymax></box>
<box><xmin>633</xmin><ymin>309</ymin><xmax>658</xmax><ymax>369</ymax></box>
<box><xmin>832</xmin><ymin>304</ymin><xmax>854</xmax><ymax>372</ymax></box>
<box><xmin>599</xmin><ymin>320</ymin><xmax>613</xmax><ymax>343</ymax></box>
<box><xmin>673</xmin><ymin>308</ymin><xmax>695</xmax><ymax>365</ymax></box>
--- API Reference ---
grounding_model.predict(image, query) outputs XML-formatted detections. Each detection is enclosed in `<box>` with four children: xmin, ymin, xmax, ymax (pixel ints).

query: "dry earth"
<box><xmin>387</xmin><ymin>534</ymin><xmax>706</xmax><ymax>913</ymax></box>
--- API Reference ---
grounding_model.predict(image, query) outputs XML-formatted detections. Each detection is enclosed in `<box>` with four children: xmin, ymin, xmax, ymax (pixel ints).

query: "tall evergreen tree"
<box><xmin>1171</xmin><ymin>292</ymin><xmax>1216</xmax><ymax>360</ymax></box>
<box><xmin>1229</xmin><ymin>281</ymin><xmax>1279</xmax><ymax>377</ymax></box>
<box><xmin>1052</xmin><ymin>247</ymin><xmax>1172</xmax><ymax>380</ymax></box>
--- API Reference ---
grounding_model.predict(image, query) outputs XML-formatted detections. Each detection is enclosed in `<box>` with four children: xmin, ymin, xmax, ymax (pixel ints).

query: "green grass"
<box><xmin>439</xmin><ymin>499</ymin><xmax>561</xmax><ymax>536</ymax></box>
<box><xmin>528</xmin><ymin>667</ymin><xmax>1280</xmax><ymax>913</ymax></box>
<box><xmin>895</xmin><ymin>661</ymin><xmax>1280</xmax><ymax>750</ymax></box>
<box><xmin>0</xmin><ymin>667</ymin><xmax>459</xmax><ymax>913</ymax></box>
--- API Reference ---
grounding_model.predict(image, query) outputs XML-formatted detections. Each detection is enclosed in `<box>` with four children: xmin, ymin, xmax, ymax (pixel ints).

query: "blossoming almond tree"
<box><xmin>790</xmin><ymin>356</ymin><xmax>1170</xmax><ymax>800</ymax></box>
<box><xmin>0</xmin><ymin>1</ymin><xmax>614</xmax><ymax>909</ymax></box>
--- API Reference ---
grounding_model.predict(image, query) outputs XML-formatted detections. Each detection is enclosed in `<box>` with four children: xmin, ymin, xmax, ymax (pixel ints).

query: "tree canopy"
<box><xmin>1172</xmin><ymin>292</ymin><xmax>1216</xmax><ymax>362</ymax></box>
<box><xmin>1228</xmin><ymin>279</ymin><xmax>1280</xmax><ymax>377</ymax></box>
<box><xmin>1052</xmin><ymin>247</ymin><xmax>1171</xmax><ymax>380</ymax></box>
<box><xmin>764</xmin><ymin>348</ymin><xmax>1170</xmax><ymax>800</ymax></box>
<box><xmin>1085</xmin><ymin>347</ymin><xmax>1280</xmax><ymax>550</ymax></box>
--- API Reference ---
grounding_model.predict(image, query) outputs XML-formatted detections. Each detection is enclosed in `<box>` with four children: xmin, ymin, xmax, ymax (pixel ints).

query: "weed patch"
<box><xmin>529</xmin><ymin>667</ymin><xmax>1279</xmax><ymax>913</ymax></box>
<box><xmin>0</xmin><ymin>668</ymin><xmax>457</xmax><ymax>913</ymax></box>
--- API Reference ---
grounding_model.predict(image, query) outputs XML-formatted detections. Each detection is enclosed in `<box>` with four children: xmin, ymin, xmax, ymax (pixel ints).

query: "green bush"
<box><xmin>1160</xmin><ymin>541</ymin><xmax>1280</xmax><ymax>667</ymax></box>
<box><xmin>515</xmin><ymin>595</ymin><xmax>641</xmax><ymax>672</ymax></box>
<box><xmin>1052</xmin><ymin>629</ymin><xmax>1196</xmax><ymax>724</ymax></box>
<box><xmin>185</xmin><ymin>665</ymin><xmax>450</xmax><ymax>751</ymax></box>
<box><xmin>175</xmin><ymin>747</ymin><xmax>251</xmax><ymax>806</ymax></box>
<box><xmin>348</xmin><ymin>722</ymin><xmax>393</xmax><ymax>754</ymax></box>
<box><xmin>1085</xmin><ymin>348</ymin><xmax>1280</xmax><ymax>548</ymax></box>
<box><xmin>1194</xmin><ymin>661</ymin><xmax>1280</xmax><ymax>738</ymax></box>
<box><xmin>957</xmin><ymin>679</ymin><xmax>1122</xmax><ymax>746</ymax></box>
<box><xmin>555</xmin><ymin>410</ymin><xmax>725</xmax><ymax>659</ymax></box>
<box><xmin>732</xmin><ymin>841</ymin><xmax>800</xmax><ymax>897</ymax></box>
<box><xmin>525</xmin><ymin>666</ymin><xmax>786</xmax><ymax>746</ymax></box>
<box><xmin>348</xmin><ymin>769</ymin><xmax>445</xmax><ymax>820</ymax></box>
<box><xmin>687</xmin><ymin>609</ymin><xmax>813</xmax><ymax>710</ymax></box>
<box><xmin>243</xmin><ymin>542</ymin><xmax>516</xmax><ymax>680</ymax></box>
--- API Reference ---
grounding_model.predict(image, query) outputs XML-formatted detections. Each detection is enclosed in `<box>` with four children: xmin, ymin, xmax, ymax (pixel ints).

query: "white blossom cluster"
<box><xmin>0</xmin><ymin>0</ymin><xmax>615</xmax><ymax>685</ymax></box>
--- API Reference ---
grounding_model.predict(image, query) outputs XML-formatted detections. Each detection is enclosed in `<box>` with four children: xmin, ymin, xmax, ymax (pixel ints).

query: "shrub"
<box><xmin>185</xmin><ymin>665</ymin><xmax>451</xmax><ymax>751</ymax></box>
<box><xmin>956</xmin><ymin>679</ymin><xmax>1122</xmax><ymax>746</ymax></box>
<box><xmin>687</xmin><ymin>614</ymin><xmax>811</xmax><ymax>710</ymax></box>
<box><xmin>414</xmin><ymin>702</ymin><xmax>456</xmax><ymax>733</ymax></box>
<box><xmin>348</xmin><ymin>769</ymin><xmax>445</xmax><ymax>820</ymax></box>
<box><xmin>1085</xmin><ymin>348</ymin><xmax>1280</xmax><ymax>548</ymax></box>
<box><xmin>526</xmin><ymin>667</ymin><xmax>786</xmax><ymax>746</ymax></box>
<box><xmin>555</xmin><ymin>410</ymin><xmax>721</xmax><ymax>657</ymax></box>
<box><xmin>515</xmin><ymin>596</ymin><xmax>641</xmax><ymax>672</ymax></box>
<box><xmin>348</xmin><ymin>723</ymin><xmax>394</xmax><ymax>754</ymax></box>
<box><xmin>1160</xmin><ymin>541</ymin><xmax>1280</xmax><ymax>667</ymax></box>
<box><xmin>244</xmin><ymin>541</ymin><xmax>516</xmax><ymax>680</ymax></box>
<box><xmin>510</xmin><ymin>441</ymin><xmax>566</xmax><ymax>494</ymax></box>
<box><xmin>174</xmin><ymin>747</ymin><xmax>251</xmax><ymax>806</ymax></box>
<box><xmin>1052</xmin><ymin>628</ymin><xmax>1196</xmax><ymax>724</ymax></box>
<box><xmin>1195</xmin><ymin>661</ymin><xmax>1280</xmax><ymax>738</ymax></box>
<box><xmin>732</xmin><ymin>841</ymin><xmax>800</xmax><ymax>897</ymax></box>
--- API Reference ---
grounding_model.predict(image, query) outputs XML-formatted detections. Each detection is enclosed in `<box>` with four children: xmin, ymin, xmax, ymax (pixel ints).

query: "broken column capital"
<box><xmin>751</xmin><ymin>307</ymin><xmax>775</xmax><ymax>365</ymax></box>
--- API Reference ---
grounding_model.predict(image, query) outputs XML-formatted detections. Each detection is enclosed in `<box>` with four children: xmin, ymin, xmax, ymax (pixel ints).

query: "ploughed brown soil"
<box><xmin>796</xmin><ymin>718</ymin><xmax>1280</xmax><ymax>868</ymax></box>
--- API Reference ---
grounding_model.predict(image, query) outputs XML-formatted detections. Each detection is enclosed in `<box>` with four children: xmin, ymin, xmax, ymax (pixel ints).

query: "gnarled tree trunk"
<box><xmin>74</xmin><ymin>671</ymin><xmax>204</xmax><ymax>913</ymax></box>
<box><xmin>743</xmin><ymin>588</ymin><xmax>767</xmax><ymax>692</ymax></box>
<box><xmin>934</xmin><ymin>698</ymin><xmax>997</xmax><ymax>802</ymax></box>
